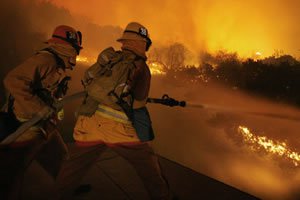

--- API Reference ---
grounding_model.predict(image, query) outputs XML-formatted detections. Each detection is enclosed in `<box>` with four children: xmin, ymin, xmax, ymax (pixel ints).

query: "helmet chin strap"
<box><xmin>68</xmin><ymin>60</ymin><xmax>76</xmax><ymax>70</ymax></box>
<box><xmin>58</xmin><ymin>55</ymin><xmax>76</xmax><ymax>70</ymax></box>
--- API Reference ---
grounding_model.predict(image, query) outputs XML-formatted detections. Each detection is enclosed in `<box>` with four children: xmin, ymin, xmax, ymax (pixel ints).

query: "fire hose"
<box><xmin>0</xmin><ymin>91</ymin><xmax>86</xmax><ymax>146</ymax></box>
<box><xmin>1</xmin><ymin>91</ymin><xmax>300</xmax><ymax>146</ymax></box>
<box><xmin>147</xmin><ymin>94</ymin><xmax>186</xmax><ymax>107</ymax></box>
<box><xmin>147</xmin><ymin>94</ymin><xmax>300</xmax><ymax>121</ymax></box>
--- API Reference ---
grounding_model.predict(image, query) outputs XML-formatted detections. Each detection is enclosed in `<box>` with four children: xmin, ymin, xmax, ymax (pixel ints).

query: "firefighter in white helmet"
<box><xmin>55</xmin><ymin>22</ymin><xmax>172</xmax><ymax>200</ymax></box>
<box><xmin>0</xmin><ymin>25</ymin><xmax>82</xmax><ymax>200</ymax></box>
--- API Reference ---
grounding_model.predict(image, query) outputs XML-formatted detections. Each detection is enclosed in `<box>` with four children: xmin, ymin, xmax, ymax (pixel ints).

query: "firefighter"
<box><xmin>55</xmin><ymin>22</ymin><xmax>171</xmax><ymax>200</ymax></box>
<box><xmin>0</xmin><ymin>25</ymin><xmax>82</xmax><ymax>200</ymax></box>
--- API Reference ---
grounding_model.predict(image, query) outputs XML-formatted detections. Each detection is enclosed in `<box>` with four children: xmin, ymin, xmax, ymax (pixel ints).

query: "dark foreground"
<box><xmin>22</xmin><ymin>146</ymin><xmax>258</xmax><ymax>200</ymax></box>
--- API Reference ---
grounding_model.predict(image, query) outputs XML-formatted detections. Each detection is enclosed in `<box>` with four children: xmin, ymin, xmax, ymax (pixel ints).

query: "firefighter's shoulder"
<box><xmin>23</xmin><ymin>50</ymin><xmax>59</xmax><ymax>75</ymax></box>
<box><xmin>33</xmin><ymin>50</ymin><xmax>58</xmax><ymax>66</ymax></box>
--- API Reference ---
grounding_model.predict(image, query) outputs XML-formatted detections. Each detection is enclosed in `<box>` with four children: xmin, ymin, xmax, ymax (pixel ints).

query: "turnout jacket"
<box><xmin>4</xmin><ymin>50</ymin><xmax>66</xmax><ymax>121</ymax></box>
<box><xmin>74</xmin><ymin>50</ymin><xmax>152</xmax><ymax>144</ymax></box>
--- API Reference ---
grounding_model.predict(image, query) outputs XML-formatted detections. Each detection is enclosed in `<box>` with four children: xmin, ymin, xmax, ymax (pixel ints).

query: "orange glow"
<box><xmin>147</xmin><ymin>62</ymin><xmax>166</xmax><ymax>75</ymax></box>
<box><xmin>48</xmin><ymin>0</ymin><xmax>300</xmax><ymax>59</ymax></box>
<box><xmin>238</xmin><ymin>126</ymin><xmax>300</xmax><ymax>167</ymax></box>
<box><xmin>76</xmin><ymin>56</ymin><xmax>95</xmax><ymax>64</ymax></box>
<box><xmin>77</xmin><ymin>56</ymin><xmax>167</xmax><ymax>75</ymax></box>
<box><xmin>255</xmin><ymin>52</ymin><xmax>262</xmax><ymax>56</ymax></box>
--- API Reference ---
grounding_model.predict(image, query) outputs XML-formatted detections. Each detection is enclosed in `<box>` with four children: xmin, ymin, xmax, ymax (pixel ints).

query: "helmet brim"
<box><xmin>117</xmin><ymin>32</ymin><xmax>147</xmax><ymax>43</ymax></box>
<box><xmin>47</xmin><ymin>38</ymin><xmax>83</xmax><ymax>49</ymax></box>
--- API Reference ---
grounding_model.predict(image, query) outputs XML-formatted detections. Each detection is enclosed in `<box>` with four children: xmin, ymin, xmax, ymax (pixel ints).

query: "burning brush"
<box><xmin>238</xmin><ymin>126</ymin><xmax>300</xmax><ymax>167</ymax></box>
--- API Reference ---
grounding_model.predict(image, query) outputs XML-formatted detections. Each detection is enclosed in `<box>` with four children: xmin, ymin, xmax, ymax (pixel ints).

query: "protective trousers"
<box><xmin>0</xmin><ymin>122</ymin><xmax>68</xmax><ymax>200</ymax></box>
<box><xmin>55</xmin><ymin>142</ymin><xmax>171</xmax><ymax>200</ymax></box>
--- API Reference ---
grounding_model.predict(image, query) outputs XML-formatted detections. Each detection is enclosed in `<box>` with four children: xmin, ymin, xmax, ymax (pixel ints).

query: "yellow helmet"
<box><xmin>117</xmin><ymin>22</ymin><xmax>152</xmax><ymax>51</ymax></box>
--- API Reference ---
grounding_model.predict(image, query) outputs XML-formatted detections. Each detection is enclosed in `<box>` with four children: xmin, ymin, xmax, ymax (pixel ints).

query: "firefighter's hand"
<box><xmin>37</xmin><ymin>106</ymin><xmax>54</xmax><ymax>120</ymax></box>
<box><xmin>54</xmin><ymin>76</ymin><xmax>71</xmax><ymax>99</ymax></box>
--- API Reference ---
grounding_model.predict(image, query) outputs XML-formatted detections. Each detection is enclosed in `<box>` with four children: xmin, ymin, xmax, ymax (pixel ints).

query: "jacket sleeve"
<box><xmin>129</xmin><ymin>60</ymin><xmax>151</xmax><ymax>101</ymax></box>
<box><xmin>3</xmin><ymin>53</ymin><xmax>55</xmax><ymax>119</ymax></box>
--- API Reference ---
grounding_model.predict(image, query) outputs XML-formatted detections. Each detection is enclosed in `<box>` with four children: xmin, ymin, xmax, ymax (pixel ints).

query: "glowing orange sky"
<box><xmin>49</xmin><ymin>0</ymin><xmax>300</xmax><ymax>58</ymax></box>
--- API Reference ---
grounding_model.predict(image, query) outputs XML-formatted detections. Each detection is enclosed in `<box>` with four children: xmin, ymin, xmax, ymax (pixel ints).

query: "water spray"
<box><xmin>147</xmin><ymin>95</ymin><xmax>300</xmax><ymax>121</ymax></box>
<box><xmin>188</xmin><ymin>102</ymin><xmax>300</xmax><ymax>121</ymax></box>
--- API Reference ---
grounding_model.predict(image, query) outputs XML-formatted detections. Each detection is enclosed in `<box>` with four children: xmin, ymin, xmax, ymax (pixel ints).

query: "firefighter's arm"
<box><xmin>3</xmin><ymin>55</ymin><xmax>54</xmax><ymax>119</ymax></box>
<box><xmin>130</xmin><ymin>61</ymin><xmax>151</xmax><ymax>101</ymax></box>
<box><xmin>128</xmin><ymin>61</ymin><xmax>142</xmax><ymax>97</ymax></box>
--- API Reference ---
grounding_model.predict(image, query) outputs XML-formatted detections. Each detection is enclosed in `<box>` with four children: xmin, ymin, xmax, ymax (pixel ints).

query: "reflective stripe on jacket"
<box><xmin>74</xmin><ymin>49</ymin><xmax>151</xmax><ymax>143</ymax></box>
<box><xmin>96</xmin><ymin>104</ymin><xmax>131</xmax><ymax>124</ymax></box>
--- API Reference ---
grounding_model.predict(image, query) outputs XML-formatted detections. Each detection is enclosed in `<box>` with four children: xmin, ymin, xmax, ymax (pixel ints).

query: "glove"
<box><xmin>54</xmin><ymin>76</ymin><xmax>71</xmax><ymax>99</ymax></box>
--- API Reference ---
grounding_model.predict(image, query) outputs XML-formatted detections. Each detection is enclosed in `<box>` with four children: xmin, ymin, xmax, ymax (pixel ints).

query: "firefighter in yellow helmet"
<box><xmin>0</xmin><ymin>25</ymin><xmax>82</xmax><ymax>200</ymax></box>
<box><xmin>55</xmin><ymin>22</ymin><xmax>172</xmax><ymax>200</ymax></box>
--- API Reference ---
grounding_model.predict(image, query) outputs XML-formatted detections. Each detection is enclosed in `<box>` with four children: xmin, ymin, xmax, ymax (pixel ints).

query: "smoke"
<box><xmin>0</xmin><ymin>0</ymin><xmax>122</xmax><ymax>105</ymax></box>
<box><xmin>0</xmin><ymin>0</ymin><xmax>44</xmax><ymax>105</ymax></box>
<box><xmin>49</xmin><ymin>0</ymin><xmax>300</xmax><ymax>58</ymax></box>
<box><xmin>148</xmin><ymin>77</ymin><xmax>300</xmax><ymax>199</ymax></box>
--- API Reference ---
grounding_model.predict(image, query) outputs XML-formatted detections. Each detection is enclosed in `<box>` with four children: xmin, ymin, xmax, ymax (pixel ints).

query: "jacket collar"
<box><xmin>122</xmin><ymin>48</ymin><xmax>147</xmax><ymax>61</ymax></box>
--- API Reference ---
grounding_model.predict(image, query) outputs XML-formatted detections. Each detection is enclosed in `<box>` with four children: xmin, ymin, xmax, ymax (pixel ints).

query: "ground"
<box><xmin>22</xmin><ymin>147</ymin><xmax>258</xmax><ymax>200</ymax></box>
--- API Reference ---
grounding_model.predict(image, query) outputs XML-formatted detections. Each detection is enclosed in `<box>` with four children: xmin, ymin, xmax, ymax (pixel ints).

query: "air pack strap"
<box><xmin>40</xmin><ymin>48</ymin><xmax>65</xmax><ymax>69</ymax></box>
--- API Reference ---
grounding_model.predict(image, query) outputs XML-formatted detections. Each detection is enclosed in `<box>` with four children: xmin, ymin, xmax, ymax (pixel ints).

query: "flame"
<box><xmin>253</xmin><ymin>51</ymin><xmax>262</xmax><ymax>61</ymax></box>
<box><xmin>238</xmin><ymin>126</ymin><xmax>300</xmax><ymax>167</ymax></box>
<box><xmin>76</xmin><ymin>56</ymin><xmax>96</xmax><ymax>64</ymax></box>
<box><xmin>76</xmin><ymin>56</ymin><xmax>167</xmax><ymax>76</ymax></box>
<box><xmin>148</xmin><ymin>62</ymin><xmax>166</xmax><ymax>75</ymax></box>
<box><xmin>255</xmin><ymin>52</ymin><xmax>262</xmax><ymax>56</ymax></box>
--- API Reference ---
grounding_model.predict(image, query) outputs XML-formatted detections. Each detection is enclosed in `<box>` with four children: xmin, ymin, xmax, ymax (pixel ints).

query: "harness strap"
<box><xmin>39</xmin><ymin>48</ymin><xmax>66</xmax><ymax>69</ymax></box>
